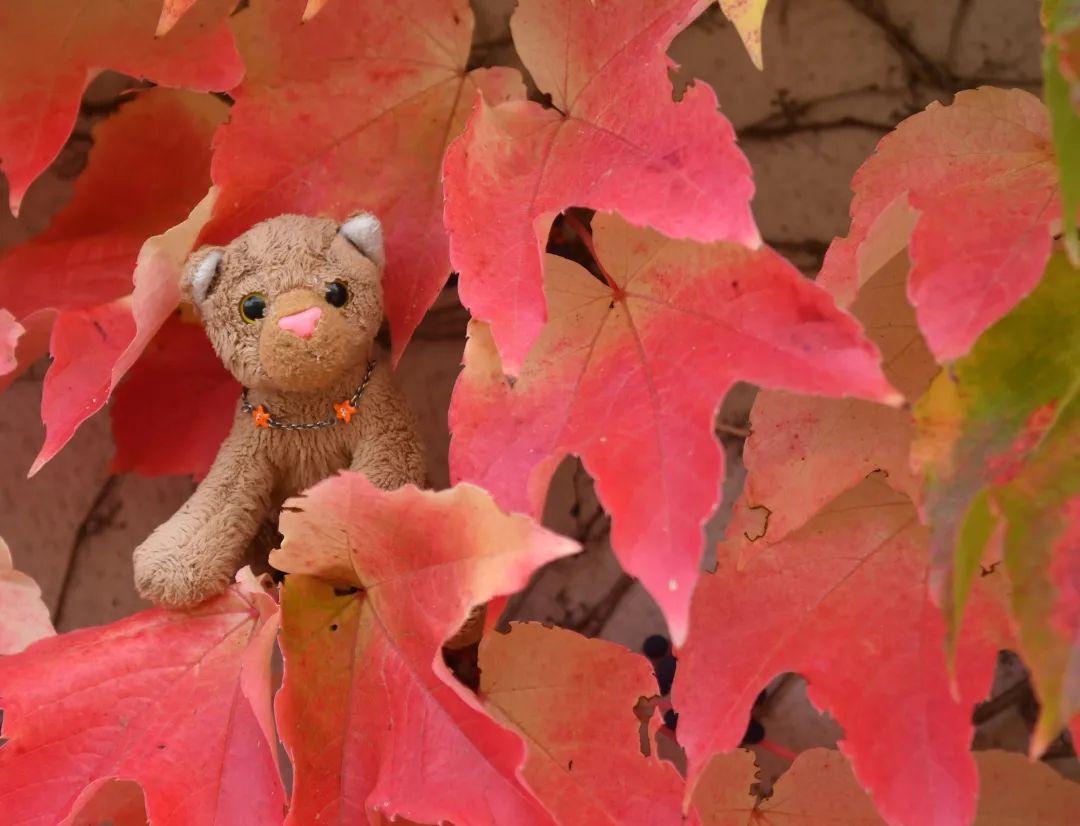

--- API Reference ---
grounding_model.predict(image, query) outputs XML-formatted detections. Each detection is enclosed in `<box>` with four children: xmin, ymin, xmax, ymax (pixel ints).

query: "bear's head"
<box><xmin>183</xmin><ymin>213</ymin><xmax>384</xmax><ymax>393</ymax></box>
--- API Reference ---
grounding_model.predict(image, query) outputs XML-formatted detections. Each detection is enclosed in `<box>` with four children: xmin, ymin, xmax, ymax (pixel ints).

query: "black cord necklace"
<box><xmin>241</xmin><ymin>360</ymin><xmax>376</xmax><ymax>430</ymax></box>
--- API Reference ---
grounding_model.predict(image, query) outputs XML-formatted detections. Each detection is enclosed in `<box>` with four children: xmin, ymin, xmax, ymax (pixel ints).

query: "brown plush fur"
<box><xmin>133</xmin><ymin>214</ymin><xmax>427</xmax><ymax>612</ymax></box>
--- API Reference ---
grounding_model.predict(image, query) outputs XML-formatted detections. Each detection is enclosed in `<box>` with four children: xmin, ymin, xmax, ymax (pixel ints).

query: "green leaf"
<box><xmin>995</xmin><ymin>397</ymin><xmax>1080</xmax><ymax>752</ymax></box>
<box><xmin>951</xmin><ymin>489</ymin><xmax>999</xmax><ymax>648</ymax></box>
<box><xmin>915</xmin><ymin>252</ymin><xmax>1080</xmax><ymax>748</ymax></box>
<box><xmin>1042</xmin><ymin>0</ymin><xmax>1080</xmax><ymax>262</ymax></box>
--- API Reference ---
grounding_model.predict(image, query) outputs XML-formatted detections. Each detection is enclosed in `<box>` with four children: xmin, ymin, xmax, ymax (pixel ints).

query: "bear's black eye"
<box><xmin>240</xmin><ymin>293</ymin><xmax>267</xmax><ymax>323</ymax></box>
<box><xmin>325</xmin><ymin>280</ymin><xmax>349</xmax><ymax>308</ymax></box>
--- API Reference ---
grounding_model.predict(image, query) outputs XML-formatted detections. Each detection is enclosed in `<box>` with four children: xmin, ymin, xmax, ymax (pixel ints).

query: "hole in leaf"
<box><xmin>546</xmin><ymin>209</ymin><xmax>610</xmax><ymax>288</ymax></box>
<box><xmin>443</xmin><ymin>640</ymin><xmax>481</xmax><ymax>693</ymax></box>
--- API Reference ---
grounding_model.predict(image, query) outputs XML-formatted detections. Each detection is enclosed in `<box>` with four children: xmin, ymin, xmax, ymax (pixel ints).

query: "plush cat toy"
<box><xmin>133</xmin><ymin>213</ymin><xmax>428</xmax><ymax>611</ymax></box>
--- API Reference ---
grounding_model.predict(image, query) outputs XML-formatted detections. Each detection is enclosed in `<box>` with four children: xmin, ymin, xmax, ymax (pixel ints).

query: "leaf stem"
<box><xmin>756</xmin><ymin>738</ymin><xmax>797</xmax><ymax>762</ymax></box>
<box><xmin>561</xmin><ymin>212</ymin><xmax>622</xmax><ymax>296</ymax></box>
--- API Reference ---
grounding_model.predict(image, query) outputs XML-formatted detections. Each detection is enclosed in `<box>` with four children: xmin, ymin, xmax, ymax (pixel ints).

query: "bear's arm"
<box><xmin>349</xmin><ymin>367</ymin><xmax>427</xmax><ymax>489</ymax></box>
<box><xmin>133</xmin><ymin>415</ymin><xmax>276</xmax><ymax>607</ymax></box>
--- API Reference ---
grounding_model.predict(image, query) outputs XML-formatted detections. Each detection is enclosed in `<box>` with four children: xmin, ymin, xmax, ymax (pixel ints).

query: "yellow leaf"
<box><xmin>718</xmin><ymin>0</ymin><xmax>768</xmax><ymax>69</ymax></box>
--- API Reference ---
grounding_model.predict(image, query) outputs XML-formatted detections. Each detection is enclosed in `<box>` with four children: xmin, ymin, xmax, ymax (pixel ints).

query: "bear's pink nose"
<box><xmin>278</xmin><ymin>306</ymin><xmax>322</xmax><ymax>339</ymax></box>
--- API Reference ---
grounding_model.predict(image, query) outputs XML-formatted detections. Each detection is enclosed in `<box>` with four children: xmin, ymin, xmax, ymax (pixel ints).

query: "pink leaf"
<box><xmin>676</xmin><ymin>477</ymin><xmax>1012</xmax><ymax>826</ymax></box>
<box><xmin>270</xmin><ymin>474</ymin><xmax>579</xmax><ymax>825</ymax></box>
<box><xmin>450</xmin><ymin>213</ymin><xmax>896</xmax><ymax>643</ymax></box>
<box><xmin>444</xmin><ymin>0</ymin><xmax>759</xmax><ymax>370</ymax></box>
<box><xmin>820</xmin><ymin>87</ymin><xmax>1059</xmax><ymax>361</ymax></box>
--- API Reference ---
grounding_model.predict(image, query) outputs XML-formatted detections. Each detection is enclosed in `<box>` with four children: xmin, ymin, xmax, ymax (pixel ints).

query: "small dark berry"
<box><xmin>642</xmin><ymin>634</ymin><xmax>670</xmax><ymax>660</ymax></box>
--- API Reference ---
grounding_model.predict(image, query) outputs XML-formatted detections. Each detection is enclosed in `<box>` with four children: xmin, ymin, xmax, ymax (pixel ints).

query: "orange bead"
<box><xmin>252</xmin><ymin>405</ymin><xmax>271</xmax><ymax>428</ymax></box>
<box><xmin>334</xmin><ymin>399</ymin><xmax>358</xmax><ymax>423</ymax></box>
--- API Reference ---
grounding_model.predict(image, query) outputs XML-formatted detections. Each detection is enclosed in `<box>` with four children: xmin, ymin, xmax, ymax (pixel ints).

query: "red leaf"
<box><xmin>450</xmin><ymin>213</ymin><xmax>896</xmax><ymax>643</ymax></box>
<box><xmin>0</xmin><ymin>0</ymin><xmax>240</xmax><ymax>212</ymax></box>
<box><xmin>0</xmin><ymin>88</ymin><xmax>225</xmax><ymax>471</ymax></box>
<box><xmin>204</xmin><ymin>0</ymin><xmax>524</xmax><ymax>361</ymax></box>
<box><xmin>443</xmin><ymin>0</ymin><xmax>759</xmax><ymax>371</ymax></box>
<box><xmin>0</xmin><ymin>89</ymin><xmax>225</xmax><ymax>320</ymax></box>
<box><xmin>675</xmin><ymin>477</ymin><xmax>1011</xmax><ymax>826</ymax></box>
<box><xmin>0</xmin><ymin>577</ymin><xmax>284</xmax><ymax>826</ymax></box>
<box><xmin>110</xmin><ymin>315</ymin><xmax>239</xmax><ymax>479</ymax></box>
<box><xmin>34</xmin><ymin>301</ymin><xmax>134</xmax><ymax>475</ymax></box>
<box><xmin>0</xmin><ymin>535</ymin><xmax>55</xmax><ymax>655</ymax></box>
<box><xmin>32</xmin><ymin>190</ymin><xmax>219</xmax><ymax>474</ymax></box>
<box><xmin>820</xmin><ymin>87</ymin><xmax>1059</xmax><ymax>362</ymax></box>
<box><xmin>270</xmin><ymin>474</ymin><xmax>579</xmax><ymax>825</ymax></box>
<box><xmin>480</xmin><ymin>622</ymin><xmax>691</xmax><ymax>826</ymax></box>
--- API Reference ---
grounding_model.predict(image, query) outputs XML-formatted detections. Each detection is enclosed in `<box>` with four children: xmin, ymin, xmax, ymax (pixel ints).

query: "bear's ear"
<box><xmin>339</xmin><ymin>212</ymin><xmax>385</xmax><ymax>270</ymax></box>
<box><xmin>183</xmin><ymin>246</ymin><xmax>224</xmax><ymax>309</ymax></box>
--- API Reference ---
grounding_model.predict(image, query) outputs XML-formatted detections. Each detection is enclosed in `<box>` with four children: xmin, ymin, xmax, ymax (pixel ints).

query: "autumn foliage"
<box><xmin>1</xmin><ymin>1</ymin><xmax>1079</xmax><ymax>825</ymax></box>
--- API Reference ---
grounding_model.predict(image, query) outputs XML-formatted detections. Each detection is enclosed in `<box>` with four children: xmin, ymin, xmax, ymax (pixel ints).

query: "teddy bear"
<box><xmin>132</xmin><ymin>213</ymin><xmax>429</xmax><ymax>613</ymax></box>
